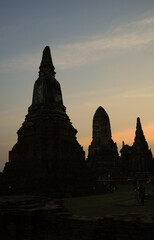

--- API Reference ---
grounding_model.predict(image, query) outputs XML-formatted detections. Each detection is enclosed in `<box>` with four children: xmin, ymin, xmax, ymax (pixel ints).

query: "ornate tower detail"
<box><xmin>3</xmin><ymin>46</ymin><xmax>86</xmax><ymax>195</ymax></box>
<box><xmin>131</xmin><ymin>117</ymin><xmax>153</xmax><ymax>176</ymax></box>
<box><xmin>87</xmin><ymin>106</ymin><xmax>119</xmax><ymax>179</ymax></box>
<box><xmin>29</xmin><ymin>46</ymin><xmax>64</xmax><ymax>112</ymax></box>
<box><xmin>120</xmin><ymin>117</ymin><xmax>153</xmax><ymax>177</ymax></box>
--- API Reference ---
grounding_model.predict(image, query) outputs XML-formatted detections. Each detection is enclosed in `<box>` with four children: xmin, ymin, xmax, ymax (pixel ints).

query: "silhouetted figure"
<box><xmin>139</xmin><ymin>186</ymin><xmax>145</xmax><ymax>205</ymax></box>
<box><xmin>134</xmin><ymin>187</ymin><xmax>140</xmax><ymax>205</ymax></box>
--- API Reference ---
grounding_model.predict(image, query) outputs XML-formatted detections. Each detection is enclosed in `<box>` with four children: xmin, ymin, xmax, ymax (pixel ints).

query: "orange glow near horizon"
<box><xmin>78</xmin><ymin>122</ymin><xmax>154</xmax><ymax>156</ymax></box>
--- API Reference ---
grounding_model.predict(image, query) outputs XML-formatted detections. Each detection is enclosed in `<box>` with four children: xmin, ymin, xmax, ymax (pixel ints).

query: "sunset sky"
<box><xmin>1</xmin><ymin>0</ymin><xmax>154</xmax><ymax>171</ymax></box>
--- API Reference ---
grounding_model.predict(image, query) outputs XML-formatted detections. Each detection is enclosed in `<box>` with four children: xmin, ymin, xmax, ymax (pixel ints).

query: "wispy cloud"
<box><xmin>121</xmin><ymin>87</ymin><xmax>154</xmax><ymax>99</ymax></box>
<box><xmin>66</xmin><ymin>86</ymin><xmax>121</xmax><ymax>99</ymax></box>
<box><xmin>115</xmin><ymin>15</ymin><xmax>154</xmax><ymax>32</ymax></box>
<box><xmin>0</xmin><ymin>52</ymin><xmax>40</xmax><ymax>73</ymax></box>
<box><xmin>0</xmin><ymin>11</ymin><xmax>154</xmax><ymax>72</ymax></box>
<box><xmin>65</xmin><ymin>85</ymin><xmax>154</xmax><ymax>105</ymax></box>
<box><xmin>54</xmin><ymin>12</ymin><xmax>154</xmax><ymax>69</ymax></box>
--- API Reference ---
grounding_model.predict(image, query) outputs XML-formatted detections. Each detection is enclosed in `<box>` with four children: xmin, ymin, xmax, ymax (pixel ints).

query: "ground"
<box><xmin>64</xmin><ymin>183</ymin><xmax>154</xmax><ymax>217</ymax></box>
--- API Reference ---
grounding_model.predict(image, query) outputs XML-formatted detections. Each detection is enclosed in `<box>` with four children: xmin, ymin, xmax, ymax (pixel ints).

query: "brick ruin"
<box><xmin>87</xmin><ymin>106</ymin><xmax>120</xmax><ymax>180</ymax></box>
<box><xmin>2</xmin><ymin>46</ymin><xmax>88</xmax><ymax>196</ymax></box>
<box><xmin>0</xmin><ymin>46</ymin><xmax>154</xmax><ymax>239</ymax></box>
<box><xmin>1</xmin><ymin>46</ymin><xmax>154</xmax><ymax>196</ymax></box>
<box><xmin>120</xmin><ymin>117</ymin><xmax>154</xmax><ymax>178</ymax></box>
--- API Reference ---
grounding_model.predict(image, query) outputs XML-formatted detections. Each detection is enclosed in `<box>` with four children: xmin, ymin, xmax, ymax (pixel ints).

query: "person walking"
<box><xmin>139</xmin><ymin>186</ymin><xmax>145</xmax><ymax>206</ymax></box>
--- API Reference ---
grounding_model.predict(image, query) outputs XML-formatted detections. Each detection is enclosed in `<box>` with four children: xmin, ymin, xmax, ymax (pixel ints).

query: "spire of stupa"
<box><xmin>135</xmin><ymin>117</ymin><xmax>144</xmax><ymax>139</ymax></box>
<box><xmin>87</xmin><ymin>106</ymin><xmax>120</xmax><ymax>178</ymax></box>
<box><xmin>3</xmin><ymin>45</ymin><xmax>87</xmax><ymax>196</ymax></box>
<box><xmin>133</xmin><ymin>117</ymin><xmax>148</xmax><ymax>152</ymax></box>
<box><xmin>39</xmin><ymin>46</ymin><xmax>56</xmax><ymax>76</ymax></box>
<box><xmin>136</xmin><ymin>117</ymin><xmax>142</xmax><ymax>132</ymax></box>
<box><xmin>29</xmin><ymin>46</ymin><xmax>64</xmax><ymax>112</ymax></box>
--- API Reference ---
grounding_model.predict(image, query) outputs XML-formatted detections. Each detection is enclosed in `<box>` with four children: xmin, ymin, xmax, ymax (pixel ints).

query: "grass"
<box><xmin>64</xmin><ymin>184</ymin><xmax>154</xmax><ymax>217</ymax></box>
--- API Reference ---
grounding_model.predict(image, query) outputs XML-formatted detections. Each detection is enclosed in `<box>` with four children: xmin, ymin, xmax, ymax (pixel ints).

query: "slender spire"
<box><xmin>135</xmin><ymin>117</ymin><xmax>143</xmax><ymax>137</ymax></box>
<box><xmin>136</xmin><ymin>117</ymin><xmax>142</xmax><ymax>131</ymax></box>
<box><xmin>133</xmin><ymin>117</ymin><xmax>148</xmax><ymax>152</ymax></box>
<box><xmin>39</xmin><ymin>46</ymin><xmax>55</xmax><ymax>76</ymax></box>
<box><xmin>29</xmin><ymin>46</ymin><xmax>64</xmax><ymax>112</ymax></box>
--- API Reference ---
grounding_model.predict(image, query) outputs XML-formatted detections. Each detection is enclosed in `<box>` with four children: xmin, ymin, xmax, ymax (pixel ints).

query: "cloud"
<box><xmin>0</xmin><ymin>11</ymin><xmax>154</xmax><ymax>73</ymax></box>
<box><xmin>66</xmin><ymin>86</ymin><xmax>121</xmax><ymax>99</ymax></box>
<box><xmin>122</xmin><ymin>15</ymin><xmax>154</xmax><ymax>29</ymax></box>
<box><xmin>121</xmin><ymin>86</ymin><xmax>154</xmax><ymax>99</ymax></box>
<box><xmin>0</xmin><ymin>52</ymin><xmax>40</xmax><ymax>73</ymax></box>
<box><xmin>54</xmin><ymin>13</ymin><xmax>154</xmax><ymax>69</ymax></box>
<box><xmin>65</xmin><ymin>85</ymin><xmax>154</xmax><ymax>107</ymax></box>
<box><xmin>123</xmin><ymin>93</ymin><xmax>154</xmax><ymax>98</ymax></box>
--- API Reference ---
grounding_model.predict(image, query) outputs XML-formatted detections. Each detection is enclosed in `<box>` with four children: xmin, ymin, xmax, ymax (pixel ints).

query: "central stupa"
<box><xmin>87</xmin><ymin>106</ymin><xmax>120</xmax><ymax>179</ymax></box>
<box><xmin>3</xmin><ymin>46</ymin><xmax>86</xmax><ymax>195</ymax></box>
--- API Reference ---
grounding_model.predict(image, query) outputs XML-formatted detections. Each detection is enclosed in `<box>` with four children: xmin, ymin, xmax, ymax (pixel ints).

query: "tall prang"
<box><xmin>87</xmin><ymin>106</ymin><xmax>120</xmax><ymax>179</ymax></box>
<box><xmin>120</xmin><ymin>117</ymin><xmax>154</xmax><ymax>177</ymax></box>
<box><xmin>131</xmin><ymin>117</ymin><xmax>153</xmax><ymax>176</ymax></box>
<box><xmin>3</xmin><ymin>46</ymin><xmax>87</xmax><ymax>195</ymax></box>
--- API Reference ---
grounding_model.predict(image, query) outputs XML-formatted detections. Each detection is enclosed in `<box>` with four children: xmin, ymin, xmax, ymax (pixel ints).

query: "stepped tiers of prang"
<box><xmin>87</xmin><ymin>106</ymin><xmax>120</xmax><ymax>179</ymax></box>
<box><xmin>120</xmin><ymin>117</ymin><xmax>154</xmax><ymax>178</ymax></box>
<box><xmin>2</xmin><ymin>46</ymin><xmax>87</xmax><ymax>195</ymax></box>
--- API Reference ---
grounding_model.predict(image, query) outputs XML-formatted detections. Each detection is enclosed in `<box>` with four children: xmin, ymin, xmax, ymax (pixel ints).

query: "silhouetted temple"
<box><xmin>3</xmin><ymin>46</ymin><xmax>87</xmax><ymax>195</ymax></box>
<box><xmin>87</xmin><ymin>106</ymin><xmax>120</xmax><ymax>179</ymax></box>
<box><xmin>120</xmin><ymin>117</ymin><xmax>154</xmax><ymax>177</ymax></box>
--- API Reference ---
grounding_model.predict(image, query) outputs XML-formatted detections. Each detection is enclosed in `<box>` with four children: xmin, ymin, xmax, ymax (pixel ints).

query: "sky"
<box><xmin>0</xmin><ymin>0</ymin><xmax>154</xmax><ymax>171</ymax></box>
